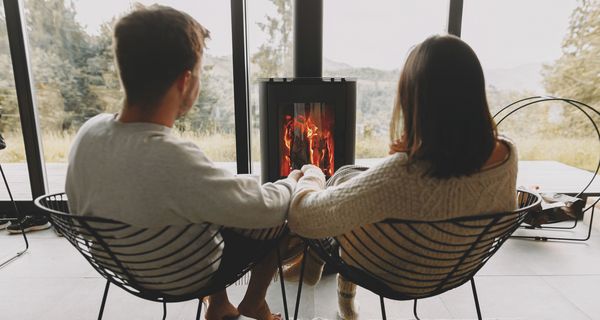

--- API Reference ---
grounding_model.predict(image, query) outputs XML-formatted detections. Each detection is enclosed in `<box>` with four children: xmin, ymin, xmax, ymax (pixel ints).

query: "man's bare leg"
<box><xmin>237</xmin><ymin>248</ymin><xmax>282</xmax><ymax>320</ymax></box>
<box><xmin>205</xmin><ymin>290</ymin><xmax>240</xmax><ymax>320</ymax></box>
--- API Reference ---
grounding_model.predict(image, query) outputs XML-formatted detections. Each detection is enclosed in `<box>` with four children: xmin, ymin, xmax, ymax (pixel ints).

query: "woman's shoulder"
<box><xmin>468</xmin><ymin>135</ymin><xmax>518</xmax><ymax>180</ymax></box>
<box><xmin>498</xmin><ymin>135</ymin><xmax>517</xmax><ymax>158</ymax></box>
<box><xmin>497</xmin><ymin>135</ymin><xmax>518</xmax><ymax>169</ymax></box>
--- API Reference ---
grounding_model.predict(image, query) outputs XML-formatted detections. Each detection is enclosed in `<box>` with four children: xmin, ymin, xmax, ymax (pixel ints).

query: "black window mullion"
<box><xmin>3</xmin><ymin>0</ymin><xmax>47</xmax><ymax>198</ymax></box>
<box><xmin>230</xmin><ymin>0</ymin><xmax>252</xmax><ymax>174</ymax></box>
<box><xmin>447</xmin><ymin>0</ymin><xmax>464</xmax><ymax>37</ymax></box>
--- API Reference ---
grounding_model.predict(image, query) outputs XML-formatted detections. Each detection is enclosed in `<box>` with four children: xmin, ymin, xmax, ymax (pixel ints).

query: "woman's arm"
<box><xmin>289</xmin><ymin>161</ymin><xmax>403</xmax><ymax>239</ymax></box>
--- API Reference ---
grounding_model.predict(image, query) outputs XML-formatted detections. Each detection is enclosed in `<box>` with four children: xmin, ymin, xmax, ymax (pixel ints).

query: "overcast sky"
<box><xmin>73</xmin><ymin>0</ymin><xmax>578</xmax><ymax>70</ymax></box>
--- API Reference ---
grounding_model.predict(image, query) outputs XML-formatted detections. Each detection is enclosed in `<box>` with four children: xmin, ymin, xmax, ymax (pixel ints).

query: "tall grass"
<box><xmin>0</xmin><ymin>131</ymin><xmax>237</xmax><ymax>162</ymax></box>
<box><xmin>354</xmin><ymin>134</ymin><xmax>599</xmax><ymax>172</ymax></box>
<box><xmin>1</xmin><ymin>131</ymin><xmax>598</xmax><ymax>173</ymax></box>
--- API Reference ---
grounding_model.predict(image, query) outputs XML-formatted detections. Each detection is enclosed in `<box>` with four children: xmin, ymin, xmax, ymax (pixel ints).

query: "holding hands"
<box><xmin>287</xmin><ymin>169</ymin><xmax>303</xmax><ymax>182</ymax></box>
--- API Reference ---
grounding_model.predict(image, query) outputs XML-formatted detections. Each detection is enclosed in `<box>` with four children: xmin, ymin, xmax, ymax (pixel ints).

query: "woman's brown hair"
<box><xmin>391</xmin><ymin>34</ymin><xmax>497</xmax><ymax>179</ymax></box>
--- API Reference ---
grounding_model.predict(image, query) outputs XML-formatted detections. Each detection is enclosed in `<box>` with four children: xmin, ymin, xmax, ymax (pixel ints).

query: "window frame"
<box><xmin>1</xmin><ymin>0</ymin><xmax>461</xmax><ymax>208</ymax></box>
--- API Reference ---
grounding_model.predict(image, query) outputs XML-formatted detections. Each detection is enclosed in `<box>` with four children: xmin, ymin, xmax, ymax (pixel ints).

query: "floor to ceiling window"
<box><xmin>2</xmin><ymin>0</ymin><xmax>599</xmax><ymax>197</ymax></box>
<box><xmin>323</xmin><ymin>0</ymin><xmax>450</xmax><ymax>159</ymax></box>
<box><xmin>0</xmin><ymin>4</ymin><xmax>32</xmax><ymax>200</ymax></box>
<box><xmin>463</xmin><ymin>0</ymin><xmax>599</xmax><ymax>171</ymax></box>
<box><xmin>246</xmin><ymin>0</ymin><xmax>295</xmax><ymax>173</ymax></box>
<box><xmin>22</xmin><ymin>0</ymin><xmax>237</xmax><ymax>193</ymax></box>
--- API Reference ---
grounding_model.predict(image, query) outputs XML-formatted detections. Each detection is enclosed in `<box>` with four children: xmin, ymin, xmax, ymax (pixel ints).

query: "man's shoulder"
<box><xmin>77</xmin><ymin>113</ymin><xmax>115</xmax><ymax>136</ymax></box>
<box><xmin>84</xmin><ymin>113</ymin><xmax>115</xmax><ymax>127</ymax></box>
<box><xmin>158</xmin><ymin>137</ymin><xmax>209</xmax><ymax>163</ymax></box>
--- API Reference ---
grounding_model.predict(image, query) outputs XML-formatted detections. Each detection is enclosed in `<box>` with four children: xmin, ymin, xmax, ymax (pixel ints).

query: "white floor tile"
<box><xmin>2</xmin><ymin>226</ymin><xmax>600</xmax><ymax>319</ymax></box>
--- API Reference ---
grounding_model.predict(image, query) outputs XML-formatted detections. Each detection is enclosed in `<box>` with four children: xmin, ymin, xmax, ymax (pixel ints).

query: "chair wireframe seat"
<box><xmin>293</xmin><ymin>189</ymin><xmax>541</xmax><ymax>320</ymax></box>
<box><xmin>493</xmin><ymin>96</ymin><xmax>599</xmax><ymax>241</ymax></box>
<box><xmin>34</xmin><ymin>192</ymin><xmax>288</xmax><ymax>320</ymax></box>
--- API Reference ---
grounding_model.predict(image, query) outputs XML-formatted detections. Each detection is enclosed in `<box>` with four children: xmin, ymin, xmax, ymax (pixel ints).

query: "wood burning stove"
<box><xmin>259</xmin><ymin>0</ymin><xmax>357</xmax><ymax>183</ymax></box>
<box><xmin>259</xmin><ymin>78</ymin><xmax>356</xmax><ymax>182</ymax></box>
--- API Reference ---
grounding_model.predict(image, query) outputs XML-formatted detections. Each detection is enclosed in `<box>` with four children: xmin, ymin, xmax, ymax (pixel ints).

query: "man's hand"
<box><xmin>301</xmin><ymin>164</ymin><xmax>322</xmax><ymax>175</ymax></box>
<box><xmin>287</xmin><ymin>169</ymin><xmax>303</xmax><ymax>182</ymax></box>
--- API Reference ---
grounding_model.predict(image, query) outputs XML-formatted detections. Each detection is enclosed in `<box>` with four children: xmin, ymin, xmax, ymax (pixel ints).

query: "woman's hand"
<box><xmin>287</xmin><ymin>169</ymin><xmax>303</xmax><ymax>182</ymax></box>
<box><xmin>297</xmin><ymin>164</ymin><xmax>325</xmax><ymax>189</ymax></box>
<box><xmin>389</xmin><ymin>139</ymin><xmax>408</xmax><ymax>155</ymax></box>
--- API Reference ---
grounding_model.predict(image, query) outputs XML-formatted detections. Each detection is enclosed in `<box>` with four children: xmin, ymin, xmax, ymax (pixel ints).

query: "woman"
<box><xmin>288</xmin><ymin>34</ymin><xmax>518</xmax><ymax>319</ymax></box>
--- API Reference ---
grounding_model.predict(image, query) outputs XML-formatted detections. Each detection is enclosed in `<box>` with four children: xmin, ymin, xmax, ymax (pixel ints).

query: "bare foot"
<box><xmin>205</xmin><ymin>297</ymin><xmax>240</xmax><ymax>320</ymax></box>
<box><xmin>238</xmin><ymin>299</ymin><xmax>281</xmax><ymax>320</ymax></box>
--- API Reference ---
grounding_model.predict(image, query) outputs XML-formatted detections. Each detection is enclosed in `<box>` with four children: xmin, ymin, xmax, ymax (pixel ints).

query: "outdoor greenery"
<box><xmin>0</xmin><ymin>0</ymin><xmax>598</xmax><ymax>172</ymax></box>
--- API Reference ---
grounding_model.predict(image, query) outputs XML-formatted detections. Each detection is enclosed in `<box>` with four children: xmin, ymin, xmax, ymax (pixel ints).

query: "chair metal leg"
<box><xmin>470</xmin><ymin>279</ymin><xmax>483</xmax><ymax>320</ymax></box>
<box><xmin>0</xmin><ymin>164</ymin><xmax>29</xmax><ymax>270</ymax></box>
<box><xmin>162</xmin><ymin>301</ymin><xmax>167</xmax><ymax>320</ymax></box>
<box><xmin>0</xmin><ymin>228</ymin><xmax>28</xmax><ymax>269</ymax></box>
<box><xmin>293</xmin><ymin>244</ymin><xmax>308</xmax><ymax>320</ymax></box>
<box><xmin>277</xmin><ymin>245</ymin><xmax>290</xmax><ymax>320</ymax></box>
<box><xmin>98</xmin><ymin>280</ymin><xmax>110</xmax><ymax>320</ymax></box>
<box><xmin>379</xmin><ymin>295</ymin><xmax>387</xmax><ymax>320</ymax></box>
<box><xmin>413</xmin><ymin>299</ymin><xmax>420</xmax><ymax>320</ymax></box>
<box><xmin>196</xmin><ymin>298</ymin><xmax>203</xmax><ymax>320</ymax></box>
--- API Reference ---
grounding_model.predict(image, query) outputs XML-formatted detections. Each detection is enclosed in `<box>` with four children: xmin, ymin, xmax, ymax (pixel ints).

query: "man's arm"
<box><xmin>169</xmin><ymin>143</ymin><xmax>301</xmax><ymax>229</ymax></box>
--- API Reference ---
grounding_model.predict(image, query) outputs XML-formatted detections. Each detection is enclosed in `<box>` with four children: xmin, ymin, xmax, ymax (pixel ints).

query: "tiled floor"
<box><xmin>1</xmin><ymin>215</ymin><xmax>599</xmax><ymax>320</ymax></box>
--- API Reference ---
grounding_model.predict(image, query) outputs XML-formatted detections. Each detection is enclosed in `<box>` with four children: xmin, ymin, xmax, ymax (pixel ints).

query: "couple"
<box><xmin>65</xmin><ymin>5</ymin><xmax>517</xmax><ymax>320</ymax></box>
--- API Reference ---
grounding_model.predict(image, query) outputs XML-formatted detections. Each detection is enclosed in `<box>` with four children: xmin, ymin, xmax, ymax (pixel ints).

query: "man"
<box><xmin>66</xmin><ymin>5</ymin><xmax>299</xmax><ymax>320</ymax></box>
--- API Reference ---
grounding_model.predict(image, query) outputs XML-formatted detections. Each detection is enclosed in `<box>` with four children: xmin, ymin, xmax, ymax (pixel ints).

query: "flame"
<box><xmin>280</xmin><ymin>107</ymin><xmax>334</xmax><ymax>177</ymax></box>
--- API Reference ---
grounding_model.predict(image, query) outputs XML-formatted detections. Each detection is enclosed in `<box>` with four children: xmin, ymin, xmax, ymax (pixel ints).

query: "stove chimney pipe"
<box><xmin>294</xmin><ymin>0</ymin><xmax>323</xmax><ymax>78</ymax></box>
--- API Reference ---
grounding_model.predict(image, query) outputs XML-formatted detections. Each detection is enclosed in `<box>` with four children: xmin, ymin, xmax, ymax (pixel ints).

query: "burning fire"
<box><xmin>280</xmin><ymin>110</ymin><xmax>335</xmax><ymax>177</ymax></box>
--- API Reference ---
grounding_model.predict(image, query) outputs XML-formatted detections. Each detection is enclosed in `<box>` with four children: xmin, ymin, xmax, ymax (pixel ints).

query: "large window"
<box><xmin>323</xmin><ymin>0</ymin><xmax>449</xmax><ymax>159</ymax></box>
<box><xmin>247</xmin><ymin>0</ymin><xmax>294</xmax><ymax>173</ymax></box>
<box><xmin>4</xmin><ymin>0</ymin><xmax>600</xmax><ymax>198</ymax></box>
<box><xmin>22</xmin><ymin>0</ymin><xmax>236</xmax><ymax>193</ymax></box>
<box><xmin>0</xmin><ymin>4</ymin><xmax>32</xmax><ymax>200</ymax></box>
<box><xmin>463</xmin><ymin>0</ymin><xmax>600</xmax><ymax>171</ymax></box>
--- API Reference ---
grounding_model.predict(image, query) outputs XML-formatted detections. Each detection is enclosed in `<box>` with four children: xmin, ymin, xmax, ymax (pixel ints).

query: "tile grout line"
<box><xmin>539</xmin><ymin>275</ymin><xmax>594</xmax><ymax>320</ymax></box>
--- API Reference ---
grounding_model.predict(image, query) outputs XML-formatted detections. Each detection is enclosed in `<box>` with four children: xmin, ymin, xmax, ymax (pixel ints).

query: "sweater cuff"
<box><xmin>296</xmin><ymin>169</ymin><xmax>326</xmax><ymax>192</ymax></box>
<box><xmin>274</xmin><ymin>176</ymin><xmax>297</xmax><ymax>194</ymax></box>
<box><xmin>303</xmin><ymin>166</ymin><xmax>326</xmax><ymax>186</ymax></box>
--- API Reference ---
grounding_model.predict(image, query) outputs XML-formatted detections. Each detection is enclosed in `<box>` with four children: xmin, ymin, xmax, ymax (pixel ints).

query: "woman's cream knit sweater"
<box><xmin>289</xmin><ymin>138</ymin><xmax>518</xmax><ymax>239</ymax></box>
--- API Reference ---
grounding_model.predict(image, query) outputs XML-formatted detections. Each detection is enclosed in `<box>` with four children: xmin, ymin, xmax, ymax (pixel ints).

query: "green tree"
<box><xmin>251</xmin><ymin>0</ymin><xmax>293</xmax><ymax>78</ymax></box>
<box><xmin>543</xmin><ymin>0</ymin><xmax>600</xmax><ymax>135</ymax></box>
<box><xmin>25</xmin><ymin>0</ymin><xmax>106</xmax><ymax>130</ymax></box>
<box><xmin>177</xmin><ymin>64</ymin><xmax>219</xmax><ymax>133</ymax></box>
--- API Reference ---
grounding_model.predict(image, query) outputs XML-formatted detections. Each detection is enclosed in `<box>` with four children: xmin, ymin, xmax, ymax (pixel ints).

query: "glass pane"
<box><xmin>247</xmin><ymin>0</ymin><xmax>294</xmax><ymax>175</ymax></box>
<box><xmin>463</xmin><ymin>0</ymin><xmax>600</xmax><ymax>172</ymax></box>
<box><xmin>0</xmin><ymin>5</ymin><xmax>32</xmax><ymax>200</ymax></box>
<box><xmin>280</xmin><ymin>102</ymin><xmax>334</xmax><ymax>177</ymax></box>
<box><xmin>323</xmin><ymin>0</ymin><xmax>449</xmax><ymax>160</ymax></box>
<box><xmin>24</xmin><ymin>0</ymin><xmax>237</xmax><ymax>193</ymax></box>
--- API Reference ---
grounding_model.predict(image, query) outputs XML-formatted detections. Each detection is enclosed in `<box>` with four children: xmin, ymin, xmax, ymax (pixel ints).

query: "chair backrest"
<box><xmin>310</xmin><ymin>189</ymin><xmax>541</xmax><ymax>300</ymax></box>
<box><xmin>34</xmin><ymin>193</ymin><xmax>284</xmax><ymax>302</ymax></box>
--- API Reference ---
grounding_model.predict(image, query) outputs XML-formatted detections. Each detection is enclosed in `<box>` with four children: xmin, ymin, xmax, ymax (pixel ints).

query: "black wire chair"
<box><xmin>292</xmin><ymin>189</ymin><xmax>541</xmax><ymax>320</ymax></box>
<box><xmin>493</xmin><ymin>96</ymin><xmax>600</xmax><ymax>241</ymax></box>
<box><xmin>34</xmin><ymin>192</ymin><xmax>290</xmax><ymax>320</ymax></box>
<box><xmin>0</xmin><ymin>161</ymin><xmax>29</xmax><ymax>270</ymax></box>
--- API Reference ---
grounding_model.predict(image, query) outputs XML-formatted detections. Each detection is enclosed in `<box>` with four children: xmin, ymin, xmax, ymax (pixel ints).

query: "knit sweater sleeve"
<box><xmin>289</xmin><ymin>155</ymin><xmax>409</xmax><ymax>239</ymax></box>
